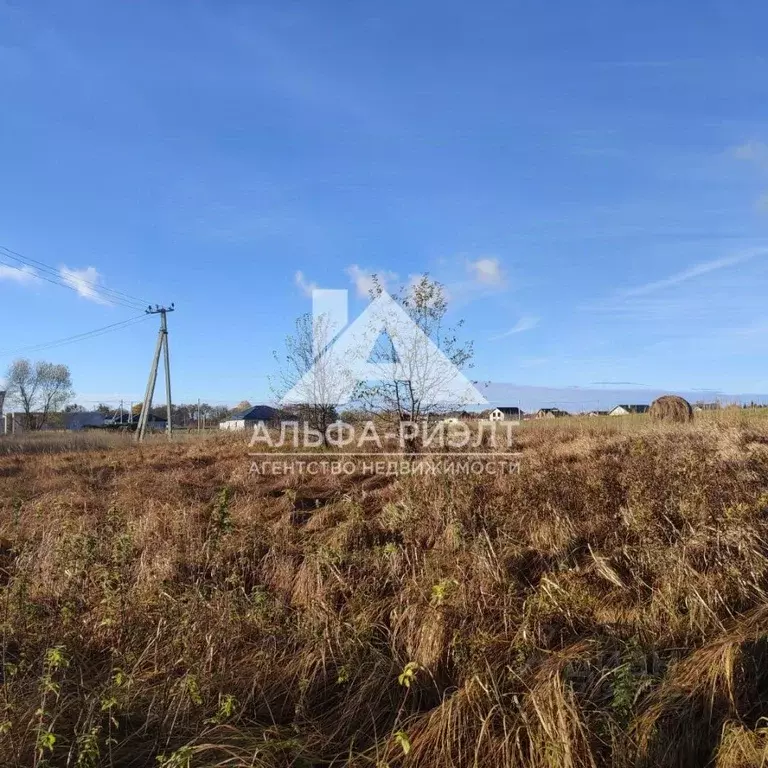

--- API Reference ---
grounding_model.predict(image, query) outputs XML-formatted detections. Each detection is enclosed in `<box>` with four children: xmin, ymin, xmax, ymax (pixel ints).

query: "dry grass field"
<box><xmin>3</xmin><ymin>413</ymin><xmax>768</xmax><ymax>766</ymax></box>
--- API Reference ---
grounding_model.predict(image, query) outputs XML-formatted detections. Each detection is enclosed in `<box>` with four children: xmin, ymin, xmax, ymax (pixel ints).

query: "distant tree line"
<box><xmin>4</xmin><ymin>358</ymin><xmax>74</xmax><ymax>430</ymax></box>
<box><xmin>2</xmin><ymin>357</ymin><xmax>266</xmax><ymax>431</ymax></box>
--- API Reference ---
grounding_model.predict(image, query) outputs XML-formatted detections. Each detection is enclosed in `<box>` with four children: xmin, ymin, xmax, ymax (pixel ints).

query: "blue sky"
<box><xmin>2</xmin><ymin>0</ymin><xmax>768</xmax><ymax>409</ymax></box>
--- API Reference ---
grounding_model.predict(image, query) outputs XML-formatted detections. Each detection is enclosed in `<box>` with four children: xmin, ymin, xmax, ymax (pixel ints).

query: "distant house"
<box><xmin>693</xmin><ymin>402</ymin><xmax>720</xmax><ymax>412</ymax></box>
<box><xmin>104</xmin><ymin>412</ymin><xmax>135</xmax><ymax>427</ymax></box>
<box><xmin>219</xmin><ymin>405</ymin><xmax>280</xmax><ymax>431</ymax></box>
<box><xmin>587</xmin><ymin>410</ymin><xmax>609</xmax><ymax>417</ymax></box>
<box><xmin>103</xmin><ymin>413</ymin><xmax>167</xmax><ymax>431</ymax></box>
<box><xmin>488</xmin><ymin>406</ymin><xmax>523</xmax><ymax>421</ymax></box>
<box><xmin>536</xmin><ymin>408</ymin><xmax>569</xmax><ymax>419</ymax></box>
<box><xmin>63</xmin><ymin>412</ymin><xmax>105</xmax><ymax>431</ymax></box>
<box><xmin>609</xmin><ymin>404</ymin><xmax>650</xmax><ymax>416</ymax></box>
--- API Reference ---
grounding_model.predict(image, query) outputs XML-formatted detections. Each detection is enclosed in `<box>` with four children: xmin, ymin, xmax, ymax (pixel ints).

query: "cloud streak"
<box><xmin>490</xmin><ymin>316</ymin><xmax>539</xmax><ymax>340</ymax></box>
<box><xmin>294</xmin><ymin>270</ymin><xmax>318</xmax><ymax>297</ymax></box>
<box><xmin>59</xmin><ymin>266</ymin><xmax>111</xmax><ymax>305</ymax></box>
<box><xmin>467</xmin><ymin>257</ymin><xmax>504</xmax><ymax>286</ymax></box>
<box><xmin>0</xmin><ymin>264</ymin><xmax>38</xmax><ymax>284</ymax></box>
<box><xmin>618</xmin><ymin>250</ymin><xmax>764</xmax><ymax>299</ymax></box>
<box><xmin>732</xmin><ymin>140</ymin><xmax>768</xmax><ymax>210</ymax></box>
<box><xmin>733</xmin><ymin>140</ymin><xmax>768</xmax><ymax>170</ymax></box>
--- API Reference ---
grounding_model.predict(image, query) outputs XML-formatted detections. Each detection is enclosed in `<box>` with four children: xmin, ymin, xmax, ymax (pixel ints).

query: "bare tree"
<box><xmin>5</xmin><ymin>359</ymin><xmax>74</xmax><ymax>430</ymax></box>
<box><xmin>272</xmin><ymin>313</ymin><xmax>348</xmax><ymax>444</ymax></box>
<box><xmin>357</xmin><ymin>274</ymin><xmax>475</xmax><ymax>426</ymax></box>
<box><xmin>272</xmin><ymin>276</ymin><xmax>477</xmax><ymax>452</ymax></box>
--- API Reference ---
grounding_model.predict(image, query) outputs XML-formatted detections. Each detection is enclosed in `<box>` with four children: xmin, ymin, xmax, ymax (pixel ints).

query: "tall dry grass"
<box><xmin>0</xmin><ymin>430</ymin><xmax>135</xmax><ymax>455</ymax></box>
<box><xmin>2</xmin><ymin>417</ymin><xmax>768</xmax><ymax>765</ymax></box>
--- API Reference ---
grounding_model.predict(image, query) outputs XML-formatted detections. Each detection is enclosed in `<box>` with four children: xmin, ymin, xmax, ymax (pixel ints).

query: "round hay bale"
<box><xmin>649</xmin><ymin>395</ymin><xmax>693</xmax><ymax>423</ymax></box>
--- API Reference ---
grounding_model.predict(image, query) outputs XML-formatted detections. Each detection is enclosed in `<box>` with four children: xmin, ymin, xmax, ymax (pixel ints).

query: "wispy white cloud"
<box><xmin>346</xmin><ymin>264</ymin><xmax>398</xmax><ymax>298</ymax></box>
<box><xmin>59</xmin><ymin>265</ymin><xmax>110</xmax><ymax>305</ymax></box>
<box><xmin>294</xmin><ymin>270</ymin><xmax>318</xmax><ymax>297</ymax></box>
<box><xmin>217</xmin><ymin>11</ymin><xmax>401</xmax><ymax>140</ymax></box>
<box><xmin>467</xmin><ymin>257</ymin><xmax>504</xmax><ymax>286</ymax></box>
<box><xmin>435</xmin><ymin>256</ymin><xmax>510</xmax><ymax>307</ymax></box>
<box><xmin>618</xmin><ymin>251</ymin><xmax>764</xmax><ymax>298</ymax></box>
<box><xmin>0</xmin><ymin>264</ymin><xmax>37</xmax><ymax>284</ymax></box>
<box><xmin>490</xmin><ymin>316</ymin><xmax>539</xmax><ymax>340</ymax></box>
<box><xmin>590</xmin><ymin>380</ymin><xmax>650</xmax><ymax>387</ymax></box>
<box><xmin>518</xmin><ymin>356</ymin><xmax>551</xmax><ymax>368</ymax></box>
<box><xmin>733</xmin><ymin>140</ymin><xmax>768</xmax><ymax>170</ymax></box>
<box><xmin>733</xmin><ymin>141</ymin><xmax>768</xmax><ymax>210</ymax></box>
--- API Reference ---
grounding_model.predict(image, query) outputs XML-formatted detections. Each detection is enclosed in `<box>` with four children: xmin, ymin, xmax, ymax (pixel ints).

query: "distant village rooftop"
<box><xmin>609</xmin><ymin>404</ymin><xmax>650</xmax><ymax>416</ymax></box>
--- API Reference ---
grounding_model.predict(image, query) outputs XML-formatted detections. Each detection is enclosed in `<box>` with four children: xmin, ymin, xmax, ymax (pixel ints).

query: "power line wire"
<box><xmin>0</xmin><ymin>257</ymin><xmax>145</xmax><ymax>311</ymax></box>
<box><xmin>0</xmin><ymin>261</ymin><xmax>147</xmax><ymax>311</ymax></box>
<box><xmin>0</xmin><ymin>244</ymin><xmax>152</xmax><ymax>308</ymax></box>
<box><xmin>0</xmin><ymin>245</ymin><xmax>152</xmax><ymax>310</ymax></box>
<box><xmin>0</xmin><ymin>314</ymin><xmax>151</xmax><ymax>358</ymax></box>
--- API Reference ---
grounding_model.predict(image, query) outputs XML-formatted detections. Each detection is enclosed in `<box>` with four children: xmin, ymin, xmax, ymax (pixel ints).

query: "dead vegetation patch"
<box><xmin>2</xmin><ymin>421</ymin><xmax>768</xmax><ymax>765</ymax></box>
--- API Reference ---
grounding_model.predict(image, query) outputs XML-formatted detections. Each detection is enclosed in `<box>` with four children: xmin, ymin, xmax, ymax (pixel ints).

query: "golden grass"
<box><xmin>0</xmin><ymin>429</ymin><xmax>135</xmax><ymax>454</ymax></box>
<box><xmin>2</xmin><ymin>415</ymin><xmax>768</xmax><ymax>765</ymax></box>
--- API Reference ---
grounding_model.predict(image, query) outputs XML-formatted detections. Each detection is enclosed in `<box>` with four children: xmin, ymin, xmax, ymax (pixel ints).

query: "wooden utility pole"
<box><xmin>136</xmin><ymin>304</ymin><xmax>175</xmax><ymax>442</ymax></box>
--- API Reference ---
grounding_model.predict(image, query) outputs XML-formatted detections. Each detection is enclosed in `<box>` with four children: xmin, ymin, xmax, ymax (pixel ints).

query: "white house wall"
<box><xmin>219</xmin><ymin>420</ymin><xmax>247</xmax><ymax>431</ymax></box>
